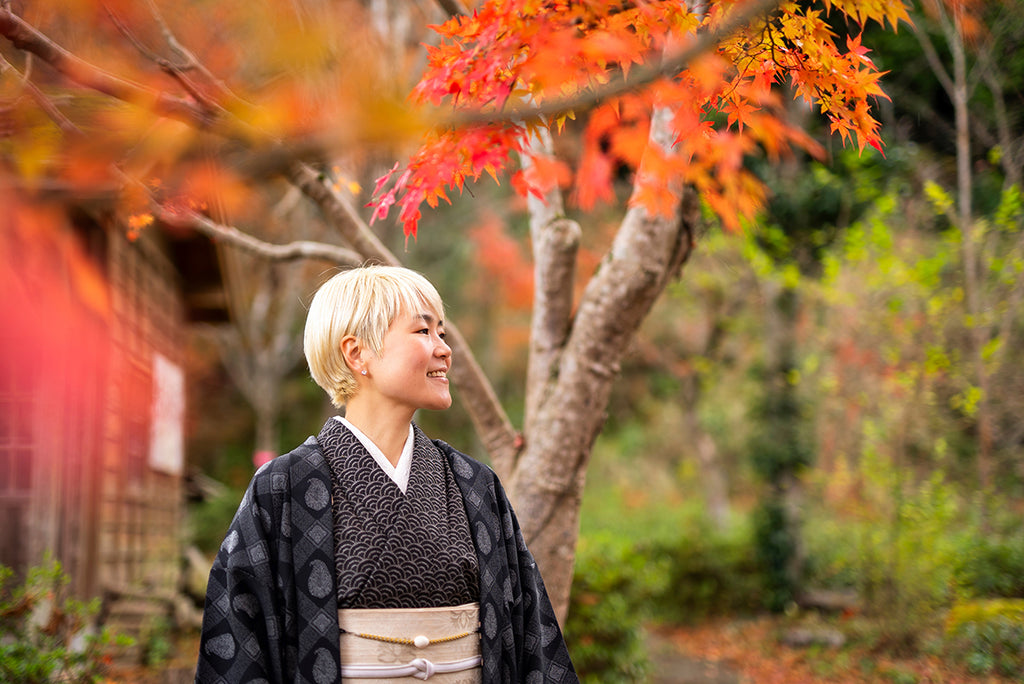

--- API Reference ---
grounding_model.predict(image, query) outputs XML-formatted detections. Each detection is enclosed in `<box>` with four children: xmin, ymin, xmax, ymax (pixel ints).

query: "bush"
<box><xmin>944</xmin><ymin>599</ymin><xmax>1024</xmax><ymax>679</ymax></box>
<box><xmin>565</xmin><ymin>532</ymin><xmax>665</xmax><ymax>683</ymax></box>
<box><xmin>651</xmin><ymin>517</ymin><xmax>764</xmax><ymax>622</ymax></box>
<box><xmin>188</xmin><ymin>485</ymin><xmax>244</xmax><ymax>555</ymax></box>
<box><xmin>0</xmin><ymin>557</ymin><xmax>132</xmax><ymax>683</ymax></box>
<box><xmin>752</xmin><ymin>500</ymin><xmax>797</xmax><ymax>612</ymax></box>
<box><xmin>804</xmin><ymin>473</ymin><xmax>962</xmax><ymax>653</ymax></box>
<box><xmin>955</xmin><ymin>534</ymin><xmax>1024</xmax><ymax>600</ymax></box>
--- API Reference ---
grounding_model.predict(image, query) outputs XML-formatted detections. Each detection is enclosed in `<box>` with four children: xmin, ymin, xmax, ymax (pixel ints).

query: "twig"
<box><xmin>156</xmin><ymin>206</ymin><xmax>363</xmax><ymax>265</ymax></box>
<box><xmin>141</xmin><ymin>0</ymin><xmax>256</xmax><ymax>115</ymax></box>
<box><xmin>435</xmin><ymin>0</ymin><xmax>464</xmax><ymax>18</ymax></box>
<box><xmin>102</xmin><ymin>2</ymin><xmax>217</xmax><ymax>112</ymax></box>
<box><xmin>0</xmin><ymin>7</ymin><xmax>218</xmax><ymax>130</ymax></box>
<box><xmin>0</xmin><ymin>52</ymin><xmax>82</xmax><ymax>136</ymax></box>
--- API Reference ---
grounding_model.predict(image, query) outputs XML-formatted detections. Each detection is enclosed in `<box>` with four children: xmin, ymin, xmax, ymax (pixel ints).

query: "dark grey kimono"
<box><xmin>195</xmin><ymin>425</ymin><xmax>578</xmax><ymax>684</ymax></box>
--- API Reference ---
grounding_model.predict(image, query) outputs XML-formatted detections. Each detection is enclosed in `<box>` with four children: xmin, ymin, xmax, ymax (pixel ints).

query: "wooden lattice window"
<box><xmin>0</xmin><ymin>334</ymin><xmax>34</xmax><ymax>576</ymax></box>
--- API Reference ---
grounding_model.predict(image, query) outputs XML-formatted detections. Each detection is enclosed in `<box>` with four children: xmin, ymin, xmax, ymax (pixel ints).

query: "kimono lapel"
<box><xmin>318</xmin><ymin>419</ymin><xmax>410</xmax><ymax>607</ymax></box>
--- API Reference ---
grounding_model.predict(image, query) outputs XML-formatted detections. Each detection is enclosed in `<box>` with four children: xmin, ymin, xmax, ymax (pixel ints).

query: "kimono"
<box><xmin>195</xmin><ymin>421</ymin><xmax>578</xmax><ymax>684</ymax></box>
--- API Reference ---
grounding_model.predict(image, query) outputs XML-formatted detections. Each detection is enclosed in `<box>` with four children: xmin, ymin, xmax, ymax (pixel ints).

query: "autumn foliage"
<box><xmin>0</xmin><ymin>0</ymin><xmax>906</xmax><ymax>242</ymax></box>
<box><xmin>370</xmin><ymin>0</ymin><xmax>908</xmax><ymax>237</ymax></box>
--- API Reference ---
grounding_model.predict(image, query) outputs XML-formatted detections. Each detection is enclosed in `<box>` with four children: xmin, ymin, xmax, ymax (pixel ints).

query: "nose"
<box><xmin>436</xmin><ymin>335</ymin><xmax>452</xmax><ymax>359</ymax></box>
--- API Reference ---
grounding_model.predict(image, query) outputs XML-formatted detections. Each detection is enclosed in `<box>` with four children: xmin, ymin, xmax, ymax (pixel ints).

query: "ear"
<box><xmin>339</xmin><ymin>335</ymin><xmax>364</xmax><ymax>375</ymax></box>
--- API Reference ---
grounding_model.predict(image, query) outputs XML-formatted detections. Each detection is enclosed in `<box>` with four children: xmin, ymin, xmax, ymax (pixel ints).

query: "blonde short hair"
<box><xmin>303</xmin><ymin>265</ymin><xmax>445</xmax><ymax>408</ymax></box>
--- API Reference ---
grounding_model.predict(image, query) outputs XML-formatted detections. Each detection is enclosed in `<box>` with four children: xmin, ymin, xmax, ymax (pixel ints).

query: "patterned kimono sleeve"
<box><xmin>441</xmin><ymin>442</ymin><xmax>579</xmax><ymax>684</ymax></box>
<box><xmin>196</xmin><ymin>443</ymin><xmax>342</xmax><ymax>684</ymax></box>
<box><xmin>493</xmin><ymin>476</ymin><xmax>579</xmax><ymax>683</ymax></box>
<box><xmin>195</xmin><ymin>469</ymin><xmax>287</xmax><ymax>683</ymax></box>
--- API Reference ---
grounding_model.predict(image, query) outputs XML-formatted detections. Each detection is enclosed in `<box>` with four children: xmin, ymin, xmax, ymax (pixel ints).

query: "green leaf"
<box><xmin>924</xmin><ymin>180</ymin><xmax>954</xmax><ymax>217</ymax></box>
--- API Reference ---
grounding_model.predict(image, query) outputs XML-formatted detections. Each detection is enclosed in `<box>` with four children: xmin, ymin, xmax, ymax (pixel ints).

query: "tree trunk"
<box><xmin>696</xmin><ymin>429</ymin><xmax>730</xmax><ymax>531</ymax></box>
<box><xmin>512</xmin><ymin>110</ymin><xmax>698</xmax><ymax>619</ymax></box>
<box><xmin>915</xmin><ymin>0</ymin><xmax>992</xmax><ymax>495</ymax></box>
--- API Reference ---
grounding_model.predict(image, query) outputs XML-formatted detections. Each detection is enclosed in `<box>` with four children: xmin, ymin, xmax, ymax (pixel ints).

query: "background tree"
<box><xmin>908</xmin><ymin>0</ymin><xmax>1024</xmax><ymax>496</ymax></box>
<box><xmin>206</xmin><ymin>189</ymin><xmax>338</xmax><ymax>459</ymax></box>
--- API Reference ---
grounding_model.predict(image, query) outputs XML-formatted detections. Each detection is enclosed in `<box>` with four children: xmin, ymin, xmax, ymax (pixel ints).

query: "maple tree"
<box><xmin>370</xmin><ymin>0</ymin><xmax>903</xmax><ymax>237</ymax></box>
<box><xmin>0</xmin><ymin>0</ymin><xmax>908</xmax><ymax>618</ymax></box>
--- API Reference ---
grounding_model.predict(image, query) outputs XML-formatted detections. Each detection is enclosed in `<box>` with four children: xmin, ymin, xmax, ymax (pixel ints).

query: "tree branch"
<box><xmin>451</xmin><ymin>0</ymin><xmax>783</xmax><ymax>126</ymax></box>
<box><xmin>520</xmin><ymin>128</ymin><xmax>580</xmax><ymax>437</ymax></box>
<box><xmin>155</xmin><ymin>206</ymin><xmax>363</xmax><ymax>265</ymax></box>
<box><xmin>911</xmin><ymin>15</ymin><xmax>955</xmax><ymax>101</ymax></box>
<box><xmin>435</xmin><ymin>0</ymin><xmax>465</xmax><ymax>18</ymax></box>
<box><xmin>0</xmin><ymin>53</ymin><xmax>82</xmax><ymax>137</ymax></box>
<box><xmin>974</xmin><ymin>38</ymin><xmax>1022</xmax><ymax>188</ymax></box>
<box><xmin>139</xmin><ymin>0</ymin><xmax>256</xmax><ymax>115</ymax></box>
<box><xmin>103</xmin><ymin>2</ymin><xmax>219</xmax><ymax>113</ymax></box>
<box><xmin>0</xmin><ymin>7</ymin><xmax>222</xmax><ymax>132</ymax></box>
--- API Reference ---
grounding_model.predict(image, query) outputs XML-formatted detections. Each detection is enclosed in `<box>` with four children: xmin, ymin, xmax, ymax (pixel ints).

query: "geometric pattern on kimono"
<box><xmin>195</xmin><ymin>421</ymin><xmax>579</xmax><ymax>683</ymax></box>
<box><xmin>317</xmin><ymin>419</ymin><xmax>478</xmax><ymax>608</ymax></box>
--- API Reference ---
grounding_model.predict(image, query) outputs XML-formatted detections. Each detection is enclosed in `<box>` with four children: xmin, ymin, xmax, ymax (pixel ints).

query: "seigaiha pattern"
<box><xmin>317</xmin><ymin>419</ymin><xmax>479</xmax><ymax>609</ymax></box>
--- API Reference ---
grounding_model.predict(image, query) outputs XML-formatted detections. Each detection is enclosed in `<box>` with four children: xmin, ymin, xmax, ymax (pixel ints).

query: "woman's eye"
<box><xmin>417</xmin><ymin>328</ymin><xmax>429</xmax><ymax>335</ymax></box>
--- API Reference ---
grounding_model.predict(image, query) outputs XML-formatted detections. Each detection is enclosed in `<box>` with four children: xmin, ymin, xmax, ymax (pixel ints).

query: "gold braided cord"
<box><xmin>349</xmin><ymin>630</ymin><xmax>477</xmax><ymax>646</ymax></box>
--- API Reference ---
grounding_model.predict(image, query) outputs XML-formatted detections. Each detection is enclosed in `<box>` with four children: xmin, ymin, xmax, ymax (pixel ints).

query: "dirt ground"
<box><xmin>648</xmin><ymin>625</ymin><xmax>742</xmax><ymax>684</ymax></box>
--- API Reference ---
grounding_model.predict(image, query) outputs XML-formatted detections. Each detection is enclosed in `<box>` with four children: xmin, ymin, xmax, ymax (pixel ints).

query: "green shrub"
<box><xmin>651</xmin><ymin>516</ymin><xmax>764</xmax><ymax>622</ymax></box>
<box><xmin>944</xmin><ymin>599</ymin><xmax>1024</xmax><ymax>679</ymax></box>
<box><xmin>752</xmin><ymin>500</ymin><xmax>797</xmax><ymax>612</ymax></box>
<box><xmin>140</xmin><ymin>614</ymin><xmax>174</xmax><ymax>667</ymax></box>
<box><xmin>804</xmin><ymin>473</ymin><xmax>962</xmax><ymax>652</ymax></box>
<box><xmin>0</xmin><ymin>557</ymin><xmax>132</xmax><ymax>683</ymax></box>
<box><xmin>188</xmin><ymin>485</ymin><xmax>244</xmax><ymax>554</ymax></box>
<box><xmin>955</xmin><ymin>534</ymin><xmax>1024</xmax><ymax>600</ymax></box>
<box><xmin>565</xmin><ymin>532</ymin><xmax>664</xmax><ymax>683</ymax></box>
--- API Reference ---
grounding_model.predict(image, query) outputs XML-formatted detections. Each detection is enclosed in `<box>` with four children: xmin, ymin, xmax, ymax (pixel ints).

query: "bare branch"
<box><xmin>973</xmin><ymin>39</ymin><xmax>1022</xmax><ymax>188</ymax></box>
<box><xmin>0</xmin><ymin>7</ymin><xmax>222</xmax><ymax>131</ymax></box>
<box><xmin>140</xmin><ymin>0</ymin><xmax>256</xmax><ymax>114</ymax></box>
<box><xmin>102</xmin><ymin>2</ymin><xmax>184</xmax><ymax>70</ymax></box>
<box><xmin>911</xmin><ymin>13</ymin><xmax>955</xmax><ymax>100</ymax></box>
<box><xmin>287</xmin><ymin>163</ymin><xmax>399</xmax><ymax>264</ymax></box>
<box><xmin>155</xmin><ymin>207</ymin><xmax>363</xmax><ymax>265</ymax></box>
<box><xmin>435</xmin><ymin>0</ymin><xmax>464</xmax><ymax>17</ymax></box>
<box><xmin>102</xmin><ymin>2</ymin><xmax>218</xmax><ymax>112</ymax></box>
<box><xmin>0</xmin><ymin>53</ymin><xmax>82</xmax><ymax>136</ymax></box>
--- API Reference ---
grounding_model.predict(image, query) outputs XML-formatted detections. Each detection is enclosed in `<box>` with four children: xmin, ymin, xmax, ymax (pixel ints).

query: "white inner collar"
<box><xmin>334</xmin><ymin>416</ymin><xmax>414</xmax><ymax>494</ymax></box>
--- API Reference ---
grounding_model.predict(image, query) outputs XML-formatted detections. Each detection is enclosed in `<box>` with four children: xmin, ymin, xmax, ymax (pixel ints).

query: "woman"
<box><xmin>195</xmin><ymin>266</ymin><xmax>578</xmax><ymax>684</ymax></box>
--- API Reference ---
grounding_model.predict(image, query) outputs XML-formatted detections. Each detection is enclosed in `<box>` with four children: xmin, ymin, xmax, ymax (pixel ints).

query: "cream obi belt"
<box><xmin>338</xmin><ymin>602</ymin><xmax>481</xmax><ymax>682</ymax></box>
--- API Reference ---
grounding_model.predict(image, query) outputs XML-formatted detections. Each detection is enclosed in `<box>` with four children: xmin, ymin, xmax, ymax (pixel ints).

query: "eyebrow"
<box><xmin>414</xmin><ymin>313</ymin><xmax>445</xmax><ymax>328</ymax></box>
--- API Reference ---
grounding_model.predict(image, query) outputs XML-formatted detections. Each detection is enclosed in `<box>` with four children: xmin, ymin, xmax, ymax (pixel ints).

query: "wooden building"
<box><xmin>0</xmin><ymin>199</ymin><xmax>228</xmax><ymax>621</ymax></box>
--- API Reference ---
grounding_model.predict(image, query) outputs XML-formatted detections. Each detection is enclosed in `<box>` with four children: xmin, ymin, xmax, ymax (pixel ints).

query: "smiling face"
<box><xmin>360</xmin><ymin>307</ymin><xmax>453</xmax><ymax>419</ymax></box>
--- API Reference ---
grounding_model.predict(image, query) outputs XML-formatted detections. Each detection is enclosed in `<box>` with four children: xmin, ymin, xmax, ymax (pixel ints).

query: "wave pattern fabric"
<box><xmin>195</xmin><ymin>420</ymin><xmax>578</xmax><ymax>684</ymax></box>
<box><xmin>318</xmin><ymin>419</ymin><xmax>478</xmax><ymax>609</ymax></box>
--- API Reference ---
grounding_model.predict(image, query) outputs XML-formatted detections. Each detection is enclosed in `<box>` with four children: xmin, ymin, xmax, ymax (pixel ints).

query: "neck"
<box><xmin>343</xmin><ymin>401</ymin><xmax>413</xmax><ymax>467</ymax></box>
